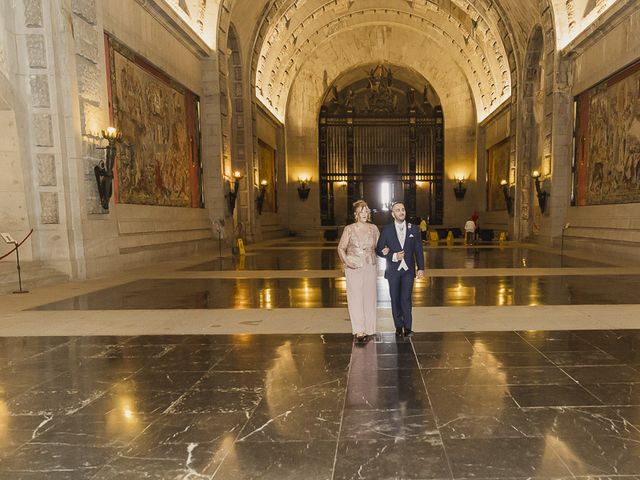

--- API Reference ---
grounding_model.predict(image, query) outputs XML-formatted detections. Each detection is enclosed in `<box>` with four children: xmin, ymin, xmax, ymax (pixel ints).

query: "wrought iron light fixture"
<box><xmin>227</xmin><ymin>170</ymin><xmax>243</xmax><ymax>214</ymax></box>
<box><xmin>256</xmin><ymin>179</ymin><xmax>267</xmax><ymax>215</ymax></box>
<box><xmin>531</xmin><ymin>170</ymin><xmax>549</xmax><ymax>214</ymax></box>
<box><xmin>500</xmin><ymin>179</ymin><xmax>513</xmax><ymax>215</ymax></box>
<box><xmin>453</xmin><ymin>176</ymin><xmax>467</xmax><ymax>200</ymax></box>
<box><xmin>297</xmin><ymin>177</ymin><xmax>311</xmax><ymax>201</ymax></box>
<box><xmin>95</xmin><ymin>127</ymin><xmax>122</xmax><ymax>211</ymax></box>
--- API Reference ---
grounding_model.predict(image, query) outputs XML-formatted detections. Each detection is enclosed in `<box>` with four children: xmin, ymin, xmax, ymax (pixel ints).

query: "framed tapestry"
<box><xmin>257</xmin><ymin>140</ymin><xmax>277</xmax><ymax>213</ymax></box>
<box><xmin>573</xmin><ymin>60</ymin><xmax>640</xmax><ymax>206</ymax></box>
<box><xmin>486</xmin><ymin>139</ymin><xmax>510</xmax><ymax>211</ymax></box>
<box><xmin>105</xmin><ymin>35</ymin><xmax>203</xmax><ymax>208</ymax></box>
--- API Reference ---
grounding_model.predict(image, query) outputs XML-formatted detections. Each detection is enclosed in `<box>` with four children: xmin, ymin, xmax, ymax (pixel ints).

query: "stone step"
<box><xmin>0</xmin><ymin>261</ymin><xmax>70</xmax><ymax>295</ymax></box>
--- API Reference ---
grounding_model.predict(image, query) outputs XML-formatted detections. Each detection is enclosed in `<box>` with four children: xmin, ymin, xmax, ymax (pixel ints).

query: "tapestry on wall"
<box><xmin>257</xmin><ymin>140</ymin><xmax>277</xmax><ymax>213</ymax></box>
<box><xmin>106</xmin><ymin>37</ymin><xmax>202</xmax><ymax>207</ymax></box>
<box><xmin>574</xmin><ymin>60</ymin><xmax>640</xmax><ymax>206</ymax></box>
<box><xmin>487</xmin><ymin>139</ymin><xmax>510</xmax><ymax>211</ymax></box>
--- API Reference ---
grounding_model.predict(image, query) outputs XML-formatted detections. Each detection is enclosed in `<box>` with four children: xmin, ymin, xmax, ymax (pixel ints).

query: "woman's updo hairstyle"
<box><xmin>353</xmin><ymin>200</ymin><xmax>370</xmax><ymax>222</ymax></box>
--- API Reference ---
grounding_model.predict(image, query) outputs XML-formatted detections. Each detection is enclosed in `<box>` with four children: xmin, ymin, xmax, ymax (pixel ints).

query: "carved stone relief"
<box><xmin>39</xmin><ymin>192</ymin><xmax>59</xmax><ymax>224</ymax></box>
<box><xmin>23</xmin><ymin>0</ymin><xmax>43</xmax><ymax>28</ymax></box>
<box><xmin>26</xmin><ymin>34</ymin><xmax>47</xmax><ymax>69</ymax></box>
<box><xmin>37</xmin><ymin>154</ymin><xmax>56</xmax><ymax>186</ymax></box>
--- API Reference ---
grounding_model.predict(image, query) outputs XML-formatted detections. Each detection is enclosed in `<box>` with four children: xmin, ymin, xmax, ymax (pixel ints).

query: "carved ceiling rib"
<box><xmin>253</xmin><ymin>0</ymin><xmax>514</xmax><ymax>122</ymax></box>
<box><xmin>261</xmin><ymin>12</ymin><xmax>502</xmax><ymax>121</ymax></box>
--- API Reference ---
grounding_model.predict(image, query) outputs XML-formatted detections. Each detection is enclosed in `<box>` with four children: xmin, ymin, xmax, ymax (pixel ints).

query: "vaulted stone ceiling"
<box><xmin>162</xmin><ymin>0</ymin><xmax>623</xmax><ymax>122</ymax></box>
<box><xmin>157</xmin><ymin>0</ymin><xmax>218</xmax><ymax>47</ymax></box>
<box><xmin>251</xmin><ymin>0</ymin><xmax>523</xmax><ymax>123</ymax></box>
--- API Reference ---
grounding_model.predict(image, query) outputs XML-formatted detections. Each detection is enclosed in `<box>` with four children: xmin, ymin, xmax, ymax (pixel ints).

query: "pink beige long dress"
<box><xmin>337</xmin><ymin>223</ymin><xmax>380</xmax><ymax>335</ymax></box>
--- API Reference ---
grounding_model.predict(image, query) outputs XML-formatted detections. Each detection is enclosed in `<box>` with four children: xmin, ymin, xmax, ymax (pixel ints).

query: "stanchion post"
<box><xmin>560</xmin><ymin>223</ymin><xmax>570</xmax><ymax>268</ymax></box>
<box><xmin>13</xmin><ymin>241</ymin><xmax>28</xmax><ymax>294</ymax></box>
<box><xmin>1</xmin><ymin>230</ymin><xmax>32</xmax><ymax>294</ymax></box>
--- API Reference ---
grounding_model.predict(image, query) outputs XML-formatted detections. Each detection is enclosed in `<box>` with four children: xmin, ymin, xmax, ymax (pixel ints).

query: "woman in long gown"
<box><xmin>337</xmin><ymin>200</ymin><xmax>387</xmax><ymax>341</ymax></box>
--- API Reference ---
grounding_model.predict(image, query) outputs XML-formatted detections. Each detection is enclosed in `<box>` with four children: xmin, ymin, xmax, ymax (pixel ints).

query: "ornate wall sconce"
<box><xmin>95</xmin><ymin>127</ymin><xmax>122</xmax><ymax>211</ymax></box>
<box><xmin>256</xmin><ymin>179</ymin><xmax>267</xmax><ymax>215</ymax></box>
<box><xmin>531</xmin><ymin>170</ymin><xmax>549</xmax><ymax>214</ymax></box>
<box><xmin>227</xmin><ymin>170</ymin><xmax>243</xmax><ymax>214</ymax></box>
<box><xmin>453</xmin><ymin>176</ymin><xmax>467</xmax><ymax>200</ymax></box>
<box><xmin>500</xmin><ymin>179</ymin><xmax>513</xmax><ymax>215</ymax></box>
<box><xmin>297</xmin><ymin>177</ymin><xmax>311</xmax><ymax>201</ymax></box>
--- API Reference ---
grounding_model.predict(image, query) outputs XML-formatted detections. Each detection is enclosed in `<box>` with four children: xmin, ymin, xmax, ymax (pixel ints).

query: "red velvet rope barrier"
<box><xmin>0</xmin><ymin>229</ymin><xmax>34</xmax><ymax>261</ymax></box>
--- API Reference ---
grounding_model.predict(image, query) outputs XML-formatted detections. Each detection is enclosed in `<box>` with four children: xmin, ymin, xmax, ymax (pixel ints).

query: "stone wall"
<box><xmin>1</xmin><ymin>0</ymin><xmax>221</xmax><ymax>278</ymax></box>
<box><xmin>563</xmin><ymin>3</ymin><xmax>640</xmax><ymax>261</ymax></box>
<box><xmin>63</xmin><ymin>0</ymin><xmax>217</xmax><ymax>277</ymax></box>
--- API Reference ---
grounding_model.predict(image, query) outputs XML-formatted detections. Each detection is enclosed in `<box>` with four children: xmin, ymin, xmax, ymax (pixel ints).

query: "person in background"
<box><xmin>337</xmin><ymin>200</ymin><xmax>386</xmax><ymax>342</ymax></box>
<box><xmin>419</xmin><ymin>217</ymin><xmax>428</xmax><ymax>242</ymax></box>
<box><xmin>464</xmin><ymin>217</ymin><xmax>476</xmax><ymax>245</ymax></box>
<box><xmin>471</xmin><ymin>210</ymin><xmax>480</xmax><ymax>242</ymax></box>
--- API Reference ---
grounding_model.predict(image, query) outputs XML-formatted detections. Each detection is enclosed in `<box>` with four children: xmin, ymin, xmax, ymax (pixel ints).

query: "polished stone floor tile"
<box><xmin>478</xmin><ymin>351</ymin><xmax>557</xmax><ymax>367</ymax></box>
<box><xmin>436</xmin><ymin>406</ymin><xmax>541</xmax><ymax>440</ymax></box>
<box><xmin>412</xmin><ymin>340</ymin><xmax>474</xmax><ymax>355</ymax></box>
<box><xmin>523</xmin><ymin>407</ymin><xmax>640</xmax><ymax>439</ymax></box>
<box><xmin>2</xmin><ymin>332</ymin><xmax>640</xmax><ymax>478</ymax></box>
<box><xmin>165</xmin><ymin>388</ymin><xmax>263</xmax><ymax>415</ymax></box>
<box><xmin>585</xmin><ymin>383</ymin><xmax>640</xmax><ymax>405</ymax></box>
<box><xmin>333</xmin><ymin>439</ymin><xmax>451</xmax><ymax>480</ymax></box>
<box><xmin>562</xmin><ymin>365</ymin><xmax>640</xmax><ymax>384</ymax></box>
<box><xmin>543</xmin><ymin>350</ymin><xmax>622</xmax><ymax>366</ymax></box>
<box><xmin>0</xmin><ymin>442</ymin><xmax>119</xmax><ymax>479</ymax></box>
<box><xmin>550</xmin><ymin>435</ymin><xmax>640</xmax><ymax>476</ymax></box>
<box><xmin>94</xmin><ymin>440</ymin><xmax>227</xmax><ymax>479</ymax></box>
<box><xmin>212</xmin><ymin>440</ymin><xmax>337</xmax><ymax>480</ymax></box>
<box><xmin>509</xmin><ymin>384</ymin><xmax>603</xmax><ymax>407</ymax></box>
<box><xmin>237</xmin><ymin>404</ymin><xmax>342</xmax><ymax>442</ymax></box>
<box><xmin>340</xmin><ymin>409</ymin><xmax>439</xmax><ymax>441</ymax></box>
<box><xmin>427</xmin><ymin>384</ymin><xmax>519</xmax><ymax>425</ymax></box>
<box><xmin>445</xmin><ymin>437</ymin><xmax>575</xmax><ymax>478</ymax></box>
<box><xmin>421</xmin><ymin>365</ymin><xmax>576</xmax><ymax>386</ymax></box>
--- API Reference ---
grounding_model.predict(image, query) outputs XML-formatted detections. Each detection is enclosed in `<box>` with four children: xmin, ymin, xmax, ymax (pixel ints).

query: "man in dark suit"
<box><xmin>376</xmin><ymin>201</ymin><xmax>425</xmax><ymax>337</ymax></box>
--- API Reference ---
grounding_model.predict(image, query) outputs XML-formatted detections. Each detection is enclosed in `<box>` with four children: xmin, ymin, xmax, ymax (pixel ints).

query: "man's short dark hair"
<box><xmin>390</xmin><ymin>201</ymin><xmax>405</xmax><ymax>208</ymax></box>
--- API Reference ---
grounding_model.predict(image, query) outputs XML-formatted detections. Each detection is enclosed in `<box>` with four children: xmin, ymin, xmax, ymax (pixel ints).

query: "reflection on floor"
<box><xmin>184</xmin><ymin>247</ymin><xmax>606</xmax><ymax>271</ymax></box>
<box><xmin>32</xmin><ymin>274</ymin><xmax>640</xmax><ymax>310</ymax></box>
<box><xmin>1</xmin><ymin>331</ymin><xmax>640</xmax><ymax>478</ymax></box>
<box><xmin>2</xmin><ymin>238</ymin><xmax>640</xmax><ymax>478</ymax></box>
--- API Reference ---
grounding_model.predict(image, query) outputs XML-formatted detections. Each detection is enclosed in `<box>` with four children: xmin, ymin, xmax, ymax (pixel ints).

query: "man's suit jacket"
<box><xmin>376</xmin><ymin>222</ymin><xmax>425</xmax><ymax>279</ymax></box>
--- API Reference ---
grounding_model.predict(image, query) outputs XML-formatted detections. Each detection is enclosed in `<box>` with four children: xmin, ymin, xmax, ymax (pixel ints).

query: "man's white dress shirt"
<box><xmin>392</xmin><ymin>221</ymin><xmax>409</xmax><ymax>271</ymax></box>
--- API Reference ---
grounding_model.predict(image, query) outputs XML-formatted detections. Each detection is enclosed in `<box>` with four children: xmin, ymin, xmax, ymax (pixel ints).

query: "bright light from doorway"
<box><xmin>381</xmin><ymin>182</ymin><xmax>391</xmax><ymax>211</ymax></box>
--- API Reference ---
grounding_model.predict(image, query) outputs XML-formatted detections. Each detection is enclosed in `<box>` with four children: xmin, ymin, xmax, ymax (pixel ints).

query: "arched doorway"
<box><xmin>318</xmin><ymin>65</ymin><xmax>444</xmax><ymax>226</ymax></box>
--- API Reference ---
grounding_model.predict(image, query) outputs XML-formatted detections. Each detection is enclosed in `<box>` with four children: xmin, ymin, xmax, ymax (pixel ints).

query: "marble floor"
<box><xmin>1</xmin><ymin>238</ymin><xmax>640</xmax><ymax>479</ymax></box>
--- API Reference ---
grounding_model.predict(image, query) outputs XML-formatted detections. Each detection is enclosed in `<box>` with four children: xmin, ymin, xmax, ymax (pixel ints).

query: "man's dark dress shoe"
<box><xmin>403</xmin><ymin>329</ymin><xmax>414</xmax><ymax>337</ymax></box>
<box><xmin>395</xmin><ymin>328</ymin><xmax>403</xmax><ymax>336</ymax></box>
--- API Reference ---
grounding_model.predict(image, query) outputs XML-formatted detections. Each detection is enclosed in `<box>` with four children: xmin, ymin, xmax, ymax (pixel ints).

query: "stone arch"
<box><xmin>249</xmin><ymin>0</ymin><xmax>520</xmax><ymax>123</ymax></box>
<box><xmin>284</xmin><ymin>25</ymin><xmax>477</xmax><ymax>230</ymax></box>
